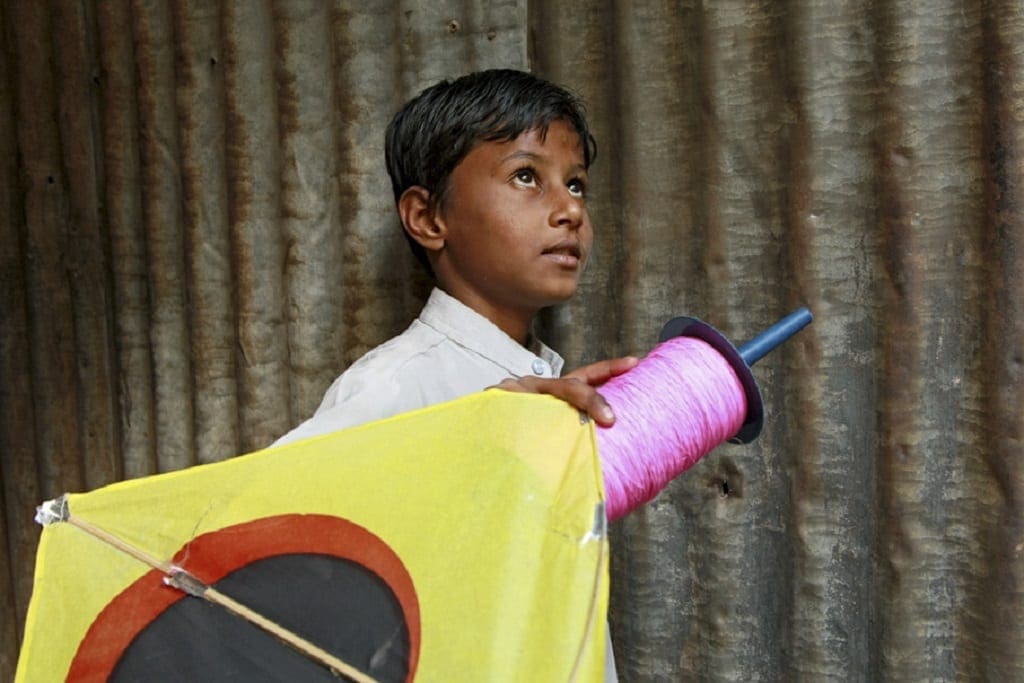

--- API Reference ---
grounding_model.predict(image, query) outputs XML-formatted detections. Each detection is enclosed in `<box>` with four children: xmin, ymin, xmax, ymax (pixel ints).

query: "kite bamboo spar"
<box><xmin>34</xmin><ymin>496</ymin><xmax>380</xmax><ymax>683</ymax></box>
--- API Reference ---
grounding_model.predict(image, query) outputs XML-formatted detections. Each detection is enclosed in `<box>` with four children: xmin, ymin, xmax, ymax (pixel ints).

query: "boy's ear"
<box><xmin>398</xmin><ymin>186</ymin><xmax>446</xmax><ymax>252</ymax></box>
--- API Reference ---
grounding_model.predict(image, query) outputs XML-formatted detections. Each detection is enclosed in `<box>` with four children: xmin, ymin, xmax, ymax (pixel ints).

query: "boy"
<box><xmin>275</xmin><ymin>69</ymin><xmax>636</xmax><ymax>445</ymax></box>
<box><xmin>274</xmin><ymin>69</ymin><xmax>630</xmax><ymax>679</ymax></box>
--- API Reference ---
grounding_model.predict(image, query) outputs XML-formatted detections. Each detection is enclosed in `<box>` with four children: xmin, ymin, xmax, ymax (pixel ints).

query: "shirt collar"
<box><xmin>418</xmin><ymin>288</ymin><xmax>565</xmax><ymax>378</ymax></box>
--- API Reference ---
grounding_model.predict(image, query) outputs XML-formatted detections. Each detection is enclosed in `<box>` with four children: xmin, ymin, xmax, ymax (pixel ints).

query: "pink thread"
<box><xmin>596</xmin><ymin>336</ymin><xmax>748</xmax><ymax>521</ymax></box>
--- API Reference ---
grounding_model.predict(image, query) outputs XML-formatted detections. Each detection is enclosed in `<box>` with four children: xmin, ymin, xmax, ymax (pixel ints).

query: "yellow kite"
<box><xmin>17</xmin><ymin>392</ymin><xmax>609</xmax><ymax>682</ymax></box>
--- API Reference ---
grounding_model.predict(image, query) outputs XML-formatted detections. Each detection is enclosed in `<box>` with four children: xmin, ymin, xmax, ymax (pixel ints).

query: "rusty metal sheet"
<box><xmin>1</xmin><ymin>1</ymin><xmax>1021</xmax><ymax>680</ymax></box>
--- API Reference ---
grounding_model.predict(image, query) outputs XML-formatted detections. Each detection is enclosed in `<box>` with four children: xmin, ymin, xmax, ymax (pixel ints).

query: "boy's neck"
<box><xmin>487</xmin><ymin>309</ymin><xmax>534</xmax><ymax>347</ymax></box>
<box><xmin>441</xmin><ymin>286</ymin><xmax>536</xmax><ymax>346</ymax></box>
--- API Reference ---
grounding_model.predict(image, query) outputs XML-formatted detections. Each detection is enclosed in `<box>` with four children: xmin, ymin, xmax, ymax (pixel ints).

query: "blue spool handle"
<box><xmin>738</xmin><ymin>307</ymin><xmax>813</xmax><ymax>366</ymax></box>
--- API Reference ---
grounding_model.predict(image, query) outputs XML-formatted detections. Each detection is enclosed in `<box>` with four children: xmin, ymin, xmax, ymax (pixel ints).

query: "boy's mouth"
<box><xmin>542</xmin><ymin>240</ymin><xmax>582</xmax><ymax>266</ymax></box>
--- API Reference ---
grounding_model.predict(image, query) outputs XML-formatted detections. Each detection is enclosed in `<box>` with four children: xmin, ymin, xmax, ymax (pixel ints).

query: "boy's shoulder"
<box><xmin>271</xmin><ymin>320</ymin><xmax>447</xmax><ymax>445</ymax></box>
<box><xmin>272</xmin><ymin>288</ymin><xmax>564</xmax><ymax>447</ymax></box>
<box><xmin>318</xmin><ymin>317</ymin><xmax>448</xmax><ymax>408</ymax></box>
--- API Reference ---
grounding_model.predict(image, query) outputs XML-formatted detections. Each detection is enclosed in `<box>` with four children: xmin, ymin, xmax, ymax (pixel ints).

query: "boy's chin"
<box><xmin>537</xmin><ymin>285</ymin><xmax>580</xmax><ymax>308</ymax></box>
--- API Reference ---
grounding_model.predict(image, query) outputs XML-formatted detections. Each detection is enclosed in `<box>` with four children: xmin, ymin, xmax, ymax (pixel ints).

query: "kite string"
<box><xmin>63</xmin><ymin>513</ymin><xmax>379</xmax><ymax>683</ymax></box>
<box><xmin>596</xmin><ymin>336</ymin><xmax>747</xmax><ymax>522</ymax></box>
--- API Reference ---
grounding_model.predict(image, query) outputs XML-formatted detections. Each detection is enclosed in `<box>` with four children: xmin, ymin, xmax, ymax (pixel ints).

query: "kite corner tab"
<box><xmin>34</xmin><ymin>495</ymin><xmax>70</xmax><ymax>526</ymax></box>
<box><xmin>580</xmin><ymin>502</ymin><xmax>607</xmax><ymax>545</ymax></box>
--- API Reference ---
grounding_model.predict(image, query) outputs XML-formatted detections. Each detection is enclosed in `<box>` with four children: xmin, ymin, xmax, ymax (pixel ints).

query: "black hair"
<box><xmin>385</xmin><ymin>69</ymin><xmax>597</xmax><ymax>273</ymax></box>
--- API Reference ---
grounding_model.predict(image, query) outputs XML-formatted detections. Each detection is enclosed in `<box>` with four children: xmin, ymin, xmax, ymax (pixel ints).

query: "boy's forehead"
<box><xmin>473</xmin><ymin>122</ymin><xmax>586</xmax><ymax>159</ymax></box>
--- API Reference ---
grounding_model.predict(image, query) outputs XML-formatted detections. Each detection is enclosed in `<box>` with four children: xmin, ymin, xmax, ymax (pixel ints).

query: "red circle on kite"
<box><xmin>66</xmin><ymin>514</ymin><xmax>420</xmax><ymax>681</ymax></box>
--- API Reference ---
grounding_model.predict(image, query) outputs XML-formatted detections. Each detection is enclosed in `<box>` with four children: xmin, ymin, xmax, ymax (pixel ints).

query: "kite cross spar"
<box><xmin>596</xmin><ymin>307</ymin><xmax>813</xmax><ymax>521</ymax></box>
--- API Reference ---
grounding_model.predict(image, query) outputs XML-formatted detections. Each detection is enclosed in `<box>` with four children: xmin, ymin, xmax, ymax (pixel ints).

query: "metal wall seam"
<box><xmin>274</xmin><ymin>0</ymin><xmax>345</xmax><ymax>425</ymax></box>
<box><xmin>223</xmin><ymin>0</ymin><xmax>291</xmax><ymax>453</ymax></box>
<box><xmin>133</xmin><ymin>0</ymin><xmax>196</xmax><ymax>474</ymax></box>
<box><xmin>97</xmin><ymin>1</ymin><xmax>157</xmax><ymax>482</ymax></box>
<box><xmin>174</xmin><ymin>0</ymin><xmax>240</xmax><ymax>466</ymax></box>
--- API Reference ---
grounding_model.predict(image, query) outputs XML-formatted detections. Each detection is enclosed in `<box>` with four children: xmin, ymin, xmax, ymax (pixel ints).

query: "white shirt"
<box><xmin>274</xmin><ymin>287</ymin><xmax>563</xmax><ymax>445</ymax></box>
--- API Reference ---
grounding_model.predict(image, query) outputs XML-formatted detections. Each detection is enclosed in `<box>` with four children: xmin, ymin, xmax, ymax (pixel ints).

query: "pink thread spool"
<box><xmin>596</xmin><ymin>308</ymin><xmax>812</xmax><ymax>521</ymax></box>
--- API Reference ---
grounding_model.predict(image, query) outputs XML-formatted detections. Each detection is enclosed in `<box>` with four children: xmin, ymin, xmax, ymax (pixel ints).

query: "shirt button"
<box><xmin>531</xmin><ymin>358</ymin><xmax>549</xmax><ymax>376</ymax></box>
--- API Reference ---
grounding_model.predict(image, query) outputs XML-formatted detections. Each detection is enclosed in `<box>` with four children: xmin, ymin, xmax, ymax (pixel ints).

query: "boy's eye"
<box><xmin>567</xmin><ymin>178</ymin><xmax>587</xmax><ymax>198</ymax></box>
<box><xmin>513</xmin><ymin>168</ymin><xmax>537</xmax><ymax>187</ymax></box>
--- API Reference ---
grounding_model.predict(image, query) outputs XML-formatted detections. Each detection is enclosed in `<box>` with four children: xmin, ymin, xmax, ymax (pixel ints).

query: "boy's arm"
<box><xmin>489</xmin><ymin>356</ymin><xmax>639</xmax><ymax>427</ymax></box>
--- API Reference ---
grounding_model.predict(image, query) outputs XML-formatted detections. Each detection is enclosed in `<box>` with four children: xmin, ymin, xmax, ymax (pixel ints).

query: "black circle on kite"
<box><xmin>111</xmin><ymin>554</ymin><xmax>409</xmax><ymax>681</ymax></box>
<box><xmin>67</xmin><ymin>515</ymin><xmax>420</xmax><ymax>682</ymax></box>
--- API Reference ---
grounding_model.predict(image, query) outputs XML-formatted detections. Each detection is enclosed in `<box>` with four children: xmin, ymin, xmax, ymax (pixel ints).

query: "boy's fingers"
<box><xmin>489</xmin><ymin>376</ymin><xmax>616</xmax><ymax>426</ymax></box>
<box><xmin>565</xmin><ymin>356</ymin><xmax>639</xmax><ymax>386</ymax></box>
<box><xmin>488</xmin><ymin>377</ymin><xmax>528</xmax><ymax>392</ymax></box>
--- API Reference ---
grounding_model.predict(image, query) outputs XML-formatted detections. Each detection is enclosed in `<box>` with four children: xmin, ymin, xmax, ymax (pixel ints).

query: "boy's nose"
<box><xmin>549</xmin><ymin>190</ymin><xmax>584</xmax><ymax>228</ymax></box>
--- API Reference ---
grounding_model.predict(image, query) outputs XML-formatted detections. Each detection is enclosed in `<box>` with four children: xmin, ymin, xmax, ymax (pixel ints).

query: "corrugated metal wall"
<box><xmin>1</xmin><ymin>1</ymin><xmax>1021</xmax><ymax>679</ymax></box>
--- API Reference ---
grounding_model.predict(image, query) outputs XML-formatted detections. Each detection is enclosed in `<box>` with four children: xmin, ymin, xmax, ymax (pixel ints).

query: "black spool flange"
<box><xmin>658</xmin><ymin>307</ymin><xmax>813</xmax><ymax>444</ymax></box>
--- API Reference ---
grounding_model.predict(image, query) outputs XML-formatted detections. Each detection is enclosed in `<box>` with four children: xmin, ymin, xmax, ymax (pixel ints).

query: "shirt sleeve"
<box><xmin>270</xmin><ymin>372</ymin><xmax>420</xmax><ymax>447</ymax></box>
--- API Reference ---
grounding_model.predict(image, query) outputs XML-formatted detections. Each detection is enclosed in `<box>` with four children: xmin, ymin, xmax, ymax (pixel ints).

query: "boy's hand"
<box><xmin>489</xmin><ymin>356</ymin><xmax>639</xmax><ymax>427</ymax></box>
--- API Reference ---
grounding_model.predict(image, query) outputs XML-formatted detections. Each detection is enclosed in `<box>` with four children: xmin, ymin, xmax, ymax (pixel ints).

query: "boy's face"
<box><xmin>431</xmin><ymin>119</ymin><xmax>592</xmax><ymax>332</ymax></box>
